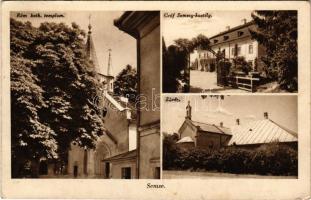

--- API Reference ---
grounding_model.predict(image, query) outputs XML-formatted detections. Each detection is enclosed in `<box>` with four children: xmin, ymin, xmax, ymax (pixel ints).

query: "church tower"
<box><xmin>85</xmin><ymin>17</ymin><xmax>100</xmax><ymax>74</ymax></box>
<box><xmin>106</xmin><ymin>49</ymin><xmax>114</xmax><ymax>93</ymax></box>
<box><xmin>186</xmin><ymin>101</ymin><xmax>192</xmax><ymax>120</ymax></box>
<box><xmin>85</xmin><ymin>16</ymin><xmax>114</xmax><ymax>93</ymax></box>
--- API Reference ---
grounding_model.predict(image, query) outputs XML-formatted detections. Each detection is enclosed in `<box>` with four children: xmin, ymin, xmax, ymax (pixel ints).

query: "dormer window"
<box><xmin>223</xmin><ymin>35</ymin><xmax>229</xmax><ymax>41</ymax></box>
<box><xmin>238</xmin><ymin>31</ymin><xmax>244</xmax><ymax>37</ymax></box>
<box><xmin>214</xmin><ymin>39</ymin><xmax>218</xmax><ymax>44</ymax></box>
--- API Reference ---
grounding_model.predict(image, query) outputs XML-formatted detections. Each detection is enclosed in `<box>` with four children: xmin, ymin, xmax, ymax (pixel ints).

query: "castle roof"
<box><xmin>209</xmin><ymin>21</ymin><xmax>256</xmax><ymax>46</ymax></box>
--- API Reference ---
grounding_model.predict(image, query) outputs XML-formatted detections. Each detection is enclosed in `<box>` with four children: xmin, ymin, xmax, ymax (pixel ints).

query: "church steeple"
<box><xmin>107</xmin><ymin>49</ymin><xmax>113</xmax><ymax>76</ymax></box>
<box><xmin>85</xmin><ymin>15</ymin><xmax>100</xmax><ymax>73</ymax></box>
<box><xmin>186</xmin><ymin>101</ymin><xmax>192</xmax><ymax>120</ymax></box>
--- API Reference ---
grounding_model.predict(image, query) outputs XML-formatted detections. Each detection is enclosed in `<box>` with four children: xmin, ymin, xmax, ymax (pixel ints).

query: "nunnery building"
<box><xmin>177</xmin><ymin>101</ymin><xmax>298</xmax><ymax>150</ymax></box>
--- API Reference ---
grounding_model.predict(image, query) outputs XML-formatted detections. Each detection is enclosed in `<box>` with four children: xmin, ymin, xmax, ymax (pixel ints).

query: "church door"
<box><xmin>105</xmin><ymin>162</ymin><xmax>110</xmax><ymax>178</ymax></box>
<box><xmin>73</xmin><ymin>166</ymin><xmax>78</xmax><ymax>178</ymax></box>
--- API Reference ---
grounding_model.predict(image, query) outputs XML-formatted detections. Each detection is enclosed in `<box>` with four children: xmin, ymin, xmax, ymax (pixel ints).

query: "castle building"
<box><xmin>177</xmin><ymin>101</ymin><xmax>298</xmax><ymax>150</ymax></box>
<box><xmin>193</xmin><ymin>20</ymin><xmax>266</xmax><ymax>76</ymax></box>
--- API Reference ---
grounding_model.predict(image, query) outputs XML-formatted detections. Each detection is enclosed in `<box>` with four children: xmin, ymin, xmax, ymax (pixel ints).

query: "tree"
<box><xmin>162</xmin><ymin>35</ymin><xmax>212</xmax><ymax>93</ymax></box>
<box><xmin>162</xmin><ymin>132</ymin><xmax>180</xmax><ymax>169</ymax></box>
<box><xmin>11</xmin><ymin>18</ymin><xmax>105</xmax><ymax>177</ymax></box>
<box><xmin>250</xmin><ymin>11</ymin><xmax>297</xmax><ymax>91</ymax></box>
<box><xmin>113</xmin><ymin>64</ymin><xmax>138</xmax><ymax>103</ymax></box>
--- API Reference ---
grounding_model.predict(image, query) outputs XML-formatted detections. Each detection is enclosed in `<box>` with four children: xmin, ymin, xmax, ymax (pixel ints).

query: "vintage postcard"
<box><xmin>162</xmin><ymin>10</ymin><xmax>298</xmax><ymax>93</ymax></box>
<box><xmin>162</xmin><ymin>95</ymin><xmax>298</xmax><ymax>178</ymax></box>
<box><xmin>1</xmin><ymin>1</ymin><xmax>310</xmax><ymax>200</ymax></box>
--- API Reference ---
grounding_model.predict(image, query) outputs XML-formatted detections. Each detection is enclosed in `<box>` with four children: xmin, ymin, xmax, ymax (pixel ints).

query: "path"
<box><xmin>163</xmin><ymin>170</ymin><xmax>297</xmax><ymax>179</ymax></box>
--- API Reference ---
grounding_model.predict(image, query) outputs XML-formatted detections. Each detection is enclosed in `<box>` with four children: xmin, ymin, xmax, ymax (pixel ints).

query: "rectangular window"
<box><xmin>121</xmin><ymin>167</ymin><xmax>131</xmax><ymax>179</ymax></box>
<box><xmin>154</xmin><ymin>167</ymin><xmax>161</xmax><ymax>179</ymax></box>
<box><xmin>249</xmin><ymin>44</ymin><xmax>253</xmax><ymax>54</ymax></box>
<box><xmin>237</xmin><ymin>47</ymin><xmax>241</xmax><ymax>55</ymax></box>
<box><xmin>231</xmin><ymin>48</ymin><xmax>235</xmax><ymax>55</ymax></box>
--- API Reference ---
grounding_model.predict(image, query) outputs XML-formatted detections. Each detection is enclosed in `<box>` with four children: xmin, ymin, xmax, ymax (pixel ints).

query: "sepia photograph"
<box><xmin>162</xmin><ymin>95</ymin><xmax>298</xmax><ymax>178</ymax></box>
<box><xmin>1</xmin><ymin>1</ymin><xmax>310</xmax><ymax>199</ymax></box>
<box><xmin>162</xmin><ymin>11</ymin><xmax>298</xmax><ymax>93</ymax></box>
<box><xmin>10</xmin><ymin>11</ymin><xmax>160</xmax><ymax>179</ymax></box>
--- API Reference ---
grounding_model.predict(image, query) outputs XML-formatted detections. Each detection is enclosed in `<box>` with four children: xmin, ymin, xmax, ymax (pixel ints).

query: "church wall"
<box><xmin>139</xmin><ymin>125</ymin><xmax>160</xmax><ymax>179</ymax></box>
<box><xmin>68</xmin><ymin>143</ymin><xmax>87</xmax><ymax>177</ymax></box>
<box><xmin>110</xmin><ymin>159</ymin><xmax>137</xmax><ymax>179</ymax></box>
<box><xmin>102</xmin><ymin>100</ymin><xmax>130</xmax><ymax>154</ymax></box>
<box><xmin>138</xmin><ymin>18</ymin><xmax>160</xmax><ymax>179</ymax></box>
<box><xmin>129</xmin><ymin>123</ymin><xmax>137</xmax><ymax>151</ymax></box>
<box><xmin>139</xmin><ymin>24</ymin><xmax>160</xmax><ymax>126</ymax></box>
<box><xmin>196</xmin><ymin>131</ymin><xmax>222</xmax><ymax>150</ymax></box>
<box><xmin>179</xmin><ymin>123</ymin><xmax>197</xmax><ymax>146</ymax></box>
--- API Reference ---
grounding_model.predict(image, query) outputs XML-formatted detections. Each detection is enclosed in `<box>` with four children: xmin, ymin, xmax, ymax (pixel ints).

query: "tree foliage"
<box><xmin>163</xmin><ymin>34</ymin><xmax>211</xmax><ymax>93</ymax></box>
<box><xmin>250</xmin><ymin>11</ymin><xmax>297</xmax><ymax>91</ymax></box>
<box><xmin>11</xmin><ymin>18</ymin><xmax>105</xmax><ymax>177</ymax></box>
<box><xmin>113</xmin><ymin>64</ymin><xmax>137</xmax><ymax>103</ymax></box>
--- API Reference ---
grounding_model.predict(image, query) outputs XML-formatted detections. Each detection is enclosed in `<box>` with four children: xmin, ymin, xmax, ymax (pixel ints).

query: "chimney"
<box><xmin>236</xmin><ymin>118</ymin><xmax>240</xmax><ymax>125</ymax></box>
<box><xmin>242</xmin><ymin>18</ymin><xmax>247</xmax><ymax>24</ymax></box>
<box><xmin>264</xmin><ymin>112</ymin><xmax>268</xmax><ymax>119</ymax></box>
<box><xmin>186</xmin><ymin>101</ymin><xmax>192</xmax><ymax>120</ymax></box>
<box><xmin>220</xmin><ymin>122</ymin><xmax>223</xmax><ymax>127</ymax></box>
<box><xmin>226</xmin><ymin>26</ymin><xmax>230</xmax><ymax>31</ymax></box>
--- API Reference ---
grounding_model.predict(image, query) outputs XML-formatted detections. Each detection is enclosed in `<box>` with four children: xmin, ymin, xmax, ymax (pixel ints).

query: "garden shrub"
<box><xmin>165</xmin><ymin>143</ymin><xmax>297</xmax><ymax>176</ymax></box>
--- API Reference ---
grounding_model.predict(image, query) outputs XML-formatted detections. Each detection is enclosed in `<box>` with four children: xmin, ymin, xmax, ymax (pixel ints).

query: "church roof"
<box><xmin>85</xmin><ymin>26</ymin><xmax>101</xmax><ymax>73</ymax></box>
<box><xmin>103</xmin><ymin>149</ymin><xmax>137</xmax><ymax>162</ymax></box>
<box><xmin>228</xmin><ymin>119</ymin><xmax>298</xmax><ymax>146</ymax></box>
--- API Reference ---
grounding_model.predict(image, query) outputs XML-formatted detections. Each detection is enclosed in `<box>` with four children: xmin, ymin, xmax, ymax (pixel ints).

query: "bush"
<box><xmin>164</xmin><ymin>143</ymin><xmax>297</xmax><ymax>176</ymax></box>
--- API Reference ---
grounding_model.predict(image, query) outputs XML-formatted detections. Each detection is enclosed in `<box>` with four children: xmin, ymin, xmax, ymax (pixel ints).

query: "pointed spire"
<box><xmin>107</xmin><ymin>49</ymin><xmax>113</xmax><ymax>76</ymax></box>
<box><xmin>88</xmin><ymin>14</ymin><xmax>92</xmax><ymax>34</ymax></box>
<box><xmin>186</xmin><ymin>101</ymin><xmax>192</xmax><ymax>120</ymax></box>
<box><xmin>85</xmin><ymin>14</ymin><xmax>100</xmax><ymax>73</ymax></box>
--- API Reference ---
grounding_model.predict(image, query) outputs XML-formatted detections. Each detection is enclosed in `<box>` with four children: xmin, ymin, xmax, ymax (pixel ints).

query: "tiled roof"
<box><xmin>191</xmin><ymin>120</ymin><xmax>232</xmax><ymax>135</ymax></box>
<box><xmin>228</xmin><ymin>119</ymin><xmax>298</xmax><ymax>145</ymax></box>
<box><xmin>209</xmin><ymin>21</ymin><xmax>256</xmax><ymax>46</ymax></box>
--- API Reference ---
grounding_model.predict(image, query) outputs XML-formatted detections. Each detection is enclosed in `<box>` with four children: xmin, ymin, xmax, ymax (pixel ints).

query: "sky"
<box><xmin>162</xmin><ymin>95</ymin><xmax>298</xmax><ymax>134</ymax></box>
<box><xmin>162</xmin><ymin>11</ymin><xmax>253</xmax><ymax>46</ymax></box>
<box><xmin>11</xmin><ymin>11</ymin><xmax>137</xmax><ymax>76</ymax></box>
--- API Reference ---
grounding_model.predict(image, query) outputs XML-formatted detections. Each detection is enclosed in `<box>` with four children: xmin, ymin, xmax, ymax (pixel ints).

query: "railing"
<box><xmin>227</xmin><ymin>75</ymin><xmax>260</xmax><ymax>92</ymax></box>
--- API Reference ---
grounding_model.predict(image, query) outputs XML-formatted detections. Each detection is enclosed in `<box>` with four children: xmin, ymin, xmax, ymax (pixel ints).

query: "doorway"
<box><xmin>105</xmin><ymin>162</ymin><xmax>110</xmax><ymax>178</ymax></box>
<box><xmin>73</xmin><ymin>166</ymin><xmax>78</xmax><ymax>178</ymax></box>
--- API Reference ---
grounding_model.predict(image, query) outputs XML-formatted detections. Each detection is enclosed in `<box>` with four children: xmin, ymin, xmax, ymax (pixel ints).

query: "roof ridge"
<box><xmin>268</xmin><ymin>119</ymin><xmax>298</xmax><ymax>138</ymax></box>
<box><xmin>212</xmin><ymin>124</ymin><xmax>225</xmax><ymax>134</ymax></box>
<box><xmin>192</xmin><ymin>119</ymin><xmax>230</xmax><ymax>129</ymax></box>
<box><xmin>209</xmin><ymin>20</ymin><xmax>255</xmax><ymax>39</ymax></box>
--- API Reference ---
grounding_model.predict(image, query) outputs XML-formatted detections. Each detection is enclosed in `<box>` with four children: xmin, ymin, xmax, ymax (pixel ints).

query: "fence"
<box><xmin>227</xmin><ymin>75</ymin><xmax>260</xmax><ymax>92</ymax></box>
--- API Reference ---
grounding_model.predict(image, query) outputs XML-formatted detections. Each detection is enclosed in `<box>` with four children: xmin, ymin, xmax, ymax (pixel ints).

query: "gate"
<box><xmin>217</xmin><ymin>61</ymin><xmax>230</xmax><ymax>87</ymax></box>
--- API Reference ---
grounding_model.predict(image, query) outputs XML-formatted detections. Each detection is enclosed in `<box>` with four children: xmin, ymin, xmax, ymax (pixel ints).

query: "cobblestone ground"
<box><xmin>189</xmin><ymin>70</ymin><xmax>248</xmax><ymax>93</ymax></box>
<box><xmin>163</xmin><ymin>170</ymin><xmax>297</xmax><ymax>179</ymax></box>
